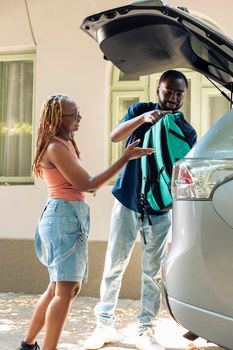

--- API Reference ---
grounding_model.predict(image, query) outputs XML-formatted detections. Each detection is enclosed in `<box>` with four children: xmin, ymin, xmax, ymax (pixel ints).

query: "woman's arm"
<box><xmin>45</xmin><ymin>140</ymin><xmax>154</xmax><ymax>192</ymax></box>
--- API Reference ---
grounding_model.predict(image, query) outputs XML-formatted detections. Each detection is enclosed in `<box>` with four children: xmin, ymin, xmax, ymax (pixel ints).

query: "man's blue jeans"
<box><xmin>94</xmin><ymin>199</ymin><xmax>171</xmax><ymax>329</ymax></box>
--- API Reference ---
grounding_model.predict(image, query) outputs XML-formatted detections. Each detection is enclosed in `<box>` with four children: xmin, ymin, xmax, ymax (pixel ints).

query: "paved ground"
<box><xmin>0</xmin><ymin>293</ymin><xmax>223</xmax><ymax>350</ymax></box>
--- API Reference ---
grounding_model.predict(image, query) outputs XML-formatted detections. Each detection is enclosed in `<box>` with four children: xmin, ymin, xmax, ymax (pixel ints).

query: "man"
<box><xmin>84</xmin><ymin>70</ymin><xmax>197</xmax><ymax>350</ymax></box>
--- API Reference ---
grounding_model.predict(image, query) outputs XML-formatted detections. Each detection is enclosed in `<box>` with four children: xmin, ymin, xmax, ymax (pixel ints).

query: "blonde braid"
<box><xmin>32</xmin><ymin>95</ymin><xmax>64</xmax><ymax>177</ymax></box>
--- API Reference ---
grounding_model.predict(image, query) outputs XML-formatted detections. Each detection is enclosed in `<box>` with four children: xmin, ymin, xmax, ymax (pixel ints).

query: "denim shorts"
<box><xmin>35</xmin><ymin>198</ymin><xmax>90</xmax><ymax>282</ymax></box>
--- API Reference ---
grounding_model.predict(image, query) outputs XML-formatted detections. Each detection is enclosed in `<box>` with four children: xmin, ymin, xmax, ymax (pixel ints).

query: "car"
<box><xmin>81</xmin><ymin>1</ymin><xmax>233</xmax><ymax>349</ymax></box>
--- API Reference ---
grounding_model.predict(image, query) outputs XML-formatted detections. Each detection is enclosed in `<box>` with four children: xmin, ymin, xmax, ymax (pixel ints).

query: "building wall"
<box><xmin>0</xmin><ymin>0</ymin><xmax>232</xmax><ymax>297</ymax></box>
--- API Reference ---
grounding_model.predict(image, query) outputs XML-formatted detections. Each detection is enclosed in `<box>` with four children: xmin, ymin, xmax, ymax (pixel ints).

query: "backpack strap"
<box><xmin>163</xmin><ymin>112</ymin><xmax>191</xmax><ymax>176</ymax></box>
<box><xmin>141</xmin><ymin>127</ymin><xmax>152</xmax><ymax>198</ymax></box>
<box><xmin>140</xmin><ymin>127</ymin><xmax>154</xmax><ymax>243</ymax></box>
<box><xmin>141</xmin><ymin>117</ymin><xmax>166</xmax><ymax>213</ymax></box>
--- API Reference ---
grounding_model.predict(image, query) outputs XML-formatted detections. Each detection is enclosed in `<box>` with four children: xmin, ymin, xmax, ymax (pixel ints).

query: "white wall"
<box><xmin>0</xmin><ymin>0</ymin><xmax>232</xmax><ymax>240</ymax></box>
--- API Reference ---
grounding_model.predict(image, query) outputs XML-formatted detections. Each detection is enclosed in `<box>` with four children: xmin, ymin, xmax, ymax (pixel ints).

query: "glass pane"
<box><xmin>190</xmin><ymin>34</ymin><xmax>233</xmax><ymax>77</ymax></box>
<box><xmin>118</xmin><ymin>97</ymin><xmax>140</xmax><ymax>155</ymax></box>
<box><xmin>209</xmin><ymin>95</ymin><xmax>229</xmax><ymax>127</ymax></box>
<box><xmin>179</xmin><ymin>81</ymin><xmax>191</xmax><ymax>122</ymax></box>
<box><xmin>119</xmin><ymin>97</ymin><xmax>139</xmax><ymax>119</ymax></box>
<box><xmin>0</xmin><ymin>60</ymin><xmax>33</xmax><ymax>177</ymax></box>
<box><xmin>119</xmin><ymin>71</ymin><xmax>140</xmax><ymax>81</ymax></box>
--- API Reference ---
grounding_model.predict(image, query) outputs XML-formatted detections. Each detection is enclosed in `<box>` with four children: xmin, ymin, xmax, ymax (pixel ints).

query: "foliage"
<box><xmin>0</xmin><ymin>121</ymin><xmax>32</xmax><ymax>135</ymax></box>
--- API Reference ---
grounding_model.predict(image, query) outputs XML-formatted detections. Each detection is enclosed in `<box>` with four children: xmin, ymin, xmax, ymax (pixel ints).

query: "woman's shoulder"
<box><xmin>50</xmin><ymin>136</ymin><xmax>69</xmax><ymax>147</ymax></box>
<box><xmin>46</xmin><ymin>139</ymin><xmax>70</xmax><ymax>155</ymax></box>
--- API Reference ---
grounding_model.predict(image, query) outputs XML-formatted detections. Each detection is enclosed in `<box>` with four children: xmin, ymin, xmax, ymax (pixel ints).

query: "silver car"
<box><xmin>81</xmin><ymin>1</ymin><xmax>233</xmax><ymax>348</ymax></box>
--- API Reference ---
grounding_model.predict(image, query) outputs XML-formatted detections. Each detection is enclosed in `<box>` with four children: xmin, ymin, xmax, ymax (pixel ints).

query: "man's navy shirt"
<box><xmin>112</xmin><ymin>102</ymin><xmax>197</xmax><ymax>215</ymax></box>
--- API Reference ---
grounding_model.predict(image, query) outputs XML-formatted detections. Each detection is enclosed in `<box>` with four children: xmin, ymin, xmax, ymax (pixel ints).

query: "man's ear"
<box><xmin>156</xmin><ymin>86</ymin><xmax>160</xmax><ymax>97</ymax></box>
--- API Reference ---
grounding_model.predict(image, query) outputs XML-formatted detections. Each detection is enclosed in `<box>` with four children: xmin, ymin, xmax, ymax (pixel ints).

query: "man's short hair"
<box><xmin>159</xmin><ymin>70</ymin><xmax>188</xmax><ymax>89</ymax></box>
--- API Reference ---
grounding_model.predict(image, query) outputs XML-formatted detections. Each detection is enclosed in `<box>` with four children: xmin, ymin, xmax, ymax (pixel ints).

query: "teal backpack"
<box><xmin>141</xmin><ymin>112</ymin><xmax>191</xmax><ymax>213</ymax></box>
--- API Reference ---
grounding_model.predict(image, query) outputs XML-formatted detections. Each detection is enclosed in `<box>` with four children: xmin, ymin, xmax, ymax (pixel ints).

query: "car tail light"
<box><xmin>172</xmin><ymin>159</ymin><xmax>233</xmax><ymax>200</ymax></box>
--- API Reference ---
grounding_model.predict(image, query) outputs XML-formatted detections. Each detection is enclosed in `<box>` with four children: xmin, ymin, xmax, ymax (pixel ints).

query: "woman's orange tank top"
<box><xmin>42</xmin><ymin>136</ymin><xmax>85</xmax><ymax>201</ymax></box>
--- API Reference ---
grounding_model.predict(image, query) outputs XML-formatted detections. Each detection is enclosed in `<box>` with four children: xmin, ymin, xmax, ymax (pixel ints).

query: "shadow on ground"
<box><xmin>0</xmin><ymin>293</ymin><xmax>223</xmax><ymax>350</ymax></box>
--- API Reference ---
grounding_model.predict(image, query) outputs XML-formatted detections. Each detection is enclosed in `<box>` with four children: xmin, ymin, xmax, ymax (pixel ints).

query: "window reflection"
<box><xmin>180</xmin><ymin>80</ymin><xmax>191</xmax><ymax>122</ymax></box>
<box><xmin>209</xmin><ymin>95</ymin><xmax>229</xmax><ymax>126</ymax></box>
<box><xmin>120</xmin><ymin>97</ymin><xmax>139</xmax><ymax>117</ymax></box>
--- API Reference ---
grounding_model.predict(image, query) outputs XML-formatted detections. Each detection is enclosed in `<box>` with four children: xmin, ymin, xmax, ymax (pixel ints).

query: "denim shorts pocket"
<box><xmin>38</xmin><ymin>221</ymin><xmax>55</xmax><ymax>266</ymax></box>
<box><xmin>62</xmin><ymin>215</ymin><xmax>81</xmax><ymax>236</ymax></box>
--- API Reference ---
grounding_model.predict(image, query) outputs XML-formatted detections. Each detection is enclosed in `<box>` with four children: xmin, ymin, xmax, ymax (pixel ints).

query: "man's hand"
<box><xmin>143</xmin><ymin>109</ymin><xmax>172</xmax><ymax>124</ymax></box>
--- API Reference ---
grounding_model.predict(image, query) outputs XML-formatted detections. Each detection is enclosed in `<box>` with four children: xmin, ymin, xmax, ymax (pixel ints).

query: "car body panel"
<box><xmin>163</xmin><ymin>200</ymin><xmax>233</xmax><ymax>348</ymax></box>
<box><xmin>169</xmin><ymin>297</ymin><xmax>233</xmax><ymax>349</ymax></box>
<box><xmin>212</xmin><ymin>180</ymin><xmax>233</xmax><ymax>229</ymax></box>
<box><xmin>164</xmin><ymin>201</ymin><xmax>233</xmax><ymax>318</ymax></box>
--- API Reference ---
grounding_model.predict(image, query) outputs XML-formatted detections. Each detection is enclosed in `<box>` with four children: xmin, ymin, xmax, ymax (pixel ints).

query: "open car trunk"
<box><xmin>81</xmin><ymin>0</ymin><xmax>233</xmax><ymax>91</ymax></box>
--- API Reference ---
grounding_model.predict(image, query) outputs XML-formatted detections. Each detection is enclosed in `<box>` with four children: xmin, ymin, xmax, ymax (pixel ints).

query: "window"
<box><xmin>0</xmin><ymin>53</ymin><xmax>35</xmax><ymax>184</ymax></box>
<box><xmin>109</xmin><ymin>67</ymin><xmax>230</xmax><ymax>168</ymax></box>
<box><xmin>109</xmin><ymin>68</ymin><xmax>149</xmax><ymax>166</ymax></box>
<box><xmin>201</xmin><ymin>85</ymin><xmax>230</xmax><ymax>134</ymax></box>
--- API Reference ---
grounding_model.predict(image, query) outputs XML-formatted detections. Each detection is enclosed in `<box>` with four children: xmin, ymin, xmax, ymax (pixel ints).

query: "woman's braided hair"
<box><xmin>32</xmin><ymin>94</ymin><xmax>80</xmax><ymax>177</ymax></box>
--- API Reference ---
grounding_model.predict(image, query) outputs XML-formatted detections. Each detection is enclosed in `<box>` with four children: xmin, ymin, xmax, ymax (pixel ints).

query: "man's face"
<box><xmin>157</xmin><ymin>77</ymin><xmax>187</xmax><ymax>111</ymax></box>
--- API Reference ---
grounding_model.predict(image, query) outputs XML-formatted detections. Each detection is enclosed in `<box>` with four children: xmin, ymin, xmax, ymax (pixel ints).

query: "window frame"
<box><xmin>112</xmin><ymin>68</ymin><xmax>149</xmax><ymax>90</ymax></box>
<box><xmin>0</xmin><ymin>52</ymin><xmax>36</xmax><ymax>185</ymax></box>
<box><xmin>201</xmin><ymin>86</ymin><xmax>230</xmax><ymax>135</ymax></box>
<box><xmin>110</xmin><ymin>90</ymin><xmax>148</xmax><ymax>164</ymax></box>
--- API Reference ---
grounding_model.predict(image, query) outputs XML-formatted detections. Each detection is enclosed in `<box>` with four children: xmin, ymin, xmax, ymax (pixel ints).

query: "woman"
<box><xmin>17</xmin><ymin>94</ymin><xmax>154</xmax><ymax>350</ymax></box>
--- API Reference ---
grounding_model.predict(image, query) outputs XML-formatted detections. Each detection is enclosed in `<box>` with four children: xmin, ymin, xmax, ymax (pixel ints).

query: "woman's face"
<box><xmin>60</xmin><ymin>98</ymin><xmax>81</xmax><ymax>133</ymax></box>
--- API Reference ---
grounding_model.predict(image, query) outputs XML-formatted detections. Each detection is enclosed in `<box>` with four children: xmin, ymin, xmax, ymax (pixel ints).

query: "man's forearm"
<box><xmin>110</xmin><ymin>115</ymin><xmax>145</xmax><ymax>142</ymax></box>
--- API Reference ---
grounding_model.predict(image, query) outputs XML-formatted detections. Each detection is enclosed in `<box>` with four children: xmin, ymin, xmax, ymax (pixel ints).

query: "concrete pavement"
<box><xmin>0</xmin><ymin>293</ymin><xmax>222</xmax><ymax>350</ymax></box>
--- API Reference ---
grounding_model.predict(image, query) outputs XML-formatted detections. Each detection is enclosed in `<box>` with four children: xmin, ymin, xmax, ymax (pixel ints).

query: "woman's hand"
<box><xmin>123</xmin><ymin>139</ymin><xmax>155</xmax><ymax>161</ymax></box>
